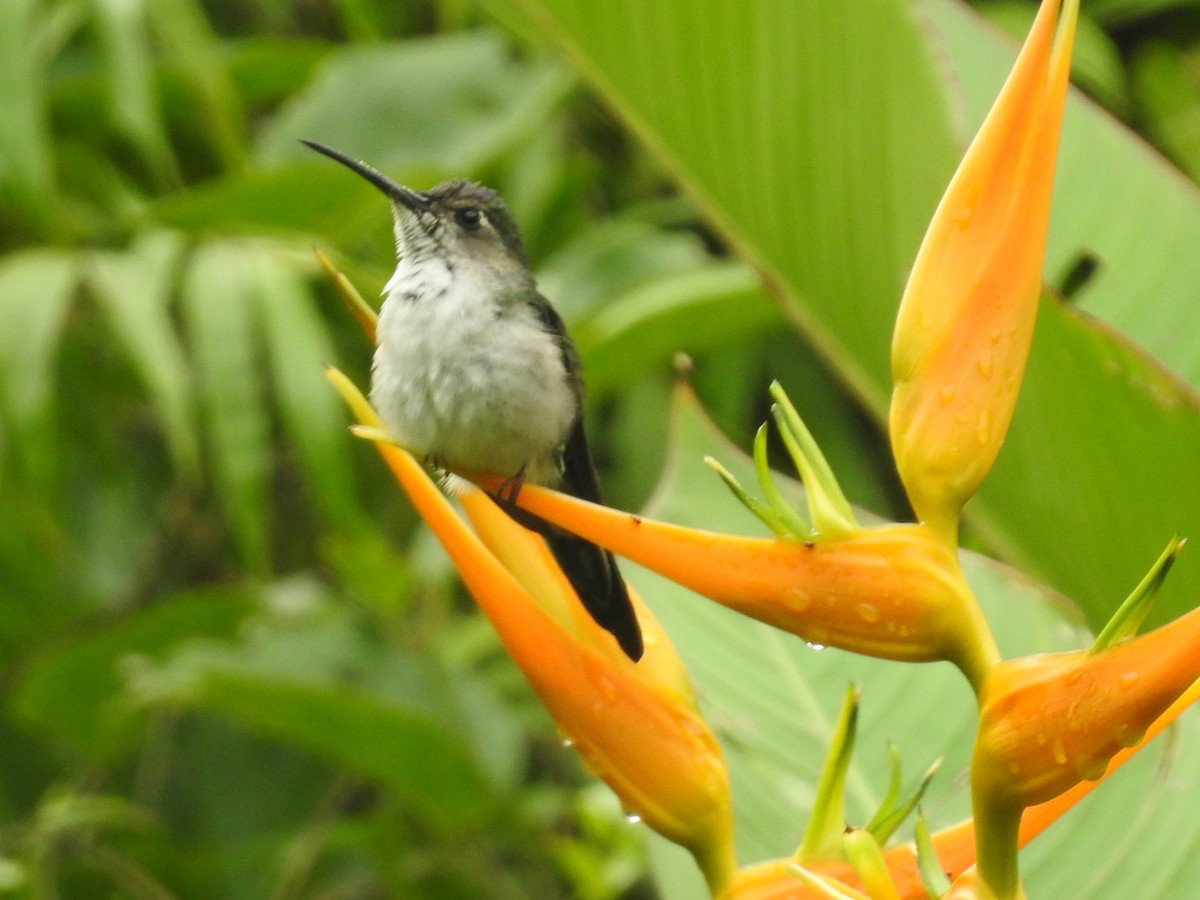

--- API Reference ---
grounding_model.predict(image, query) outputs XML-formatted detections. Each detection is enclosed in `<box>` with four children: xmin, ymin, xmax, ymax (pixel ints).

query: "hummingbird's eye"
<box><xmin>455</xmin><ymin>207</ymin><xmax>483</xmax><ymax>231</ymax></box>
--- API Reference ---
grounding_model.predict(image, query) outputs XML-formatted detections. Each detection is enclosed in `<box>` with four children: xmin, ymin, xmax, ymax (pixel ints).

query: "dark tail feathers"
<box><xmin>542</xmin><ymin>530</ymin><xmax>644</xmax><ymax>661</ymax></box>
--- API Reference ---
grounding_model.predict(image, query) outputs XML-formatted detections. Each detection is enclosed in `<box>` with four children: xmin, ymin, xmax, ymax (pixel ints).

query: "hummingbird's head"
<box><xmin>302</xmin><ymin>140</ymin><xmax>528</xmax><ymax>279</ymax></box>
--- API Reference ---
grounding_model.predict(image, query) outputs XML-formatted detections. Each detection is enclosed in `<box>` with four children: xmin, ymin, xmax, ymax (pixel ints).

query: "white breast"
<box><xmin>369</xmin><ymin>258</ymin><xmax>577</xmax><ymax>484</ymax></box>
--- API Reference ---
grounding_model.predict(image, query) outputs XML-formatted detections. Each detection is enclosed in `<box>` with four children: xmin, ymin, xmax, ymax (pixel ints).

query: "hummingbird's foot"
<box><xmin>495</xmin><ymin>467</ymin><xmax>527</xmax><ymax>505</ymax></box>
<box><xmin>493</xmin><ymin>468</ymin><xmax>553</xmax><ymax>534</ymax></box>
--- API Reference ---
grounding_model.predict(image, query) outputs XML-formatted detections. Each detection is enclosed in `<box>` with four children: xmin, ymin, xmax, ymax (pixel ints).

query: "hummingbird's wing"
<box><xmin>505</xmin><ymin>297</ymin><xmax>644</xmax><ymax>661</ymax></box>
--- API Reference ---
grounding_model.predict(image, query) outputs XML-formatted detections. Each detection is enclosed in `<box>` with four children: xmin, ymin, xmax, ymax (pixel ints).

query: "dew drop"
<box><xmin>938</xmin><ymin>386</ymin><xmax>956</xmax><ymax>406</ymax></box>
<box><xmin>1116</xmin><ymin>721</ymin><xmax>1146</xmax><ymax>749</ymax></box>
<box><xmin>989</xmin><ymin>331</ymin><xmax>1003</xmax><ymax>346</ymax></box>
<box><xmin>1118</xmin><ymin>671</ymin><xmax>1139</xmax><ymax>689</ymax></box>
<box><xmin>806</xmin><ymin>641</ymin><xmax>827</xmax><ymax>653</ymax></box>
<box><xmin>786</xmin><ymin>586</ymin><xmax>813</xmax><ymax>613</ymax></box>
<box><xmin>857</xmin><ymin>602</ymin><xmax>880</xmax><ymax>624</ymax></box>
<box><xmin>975</xmin><ymin>409</ymin><xmax>991</xmax><ymax>447</ymax></box>
<box><xmin>1076</xmin><ymin>756</ymin><xmax>1109</xmax><ymax>782</ymax></box>
<box><xmin>976</xmin><ymin>354</ymin><xmax>994</xmax><ymax>379</ymax></box>
<box><xmin>1052</xmin><ymin>739</ymin><xmax>1068</xmax><ymax>766</ymax></box>
<box><xmin>561</xmin><ymin>737</ymin><xmax>575</xmax><ymax>749</ymax></box>
<box><xmin>625</xmin><ymin>812</ymin><xmax>643</xmax><ymax>825</ymax></box>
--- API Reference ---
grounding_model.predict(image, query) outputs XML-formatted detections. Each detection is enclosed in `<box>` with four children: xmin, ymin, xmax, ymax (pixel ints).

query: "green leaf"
<box><xmin>124</xmin><ymin>595</ymin><xmax>499</xmax><ymax>825</ymax></box>
<box><xmin>573</xmin><ymin>262</ymin><xmax>783</xmax><ymax>395</ymax></box>
<box><xmin>154</xmin><ymin>164</ymin><xmax>395</xmax><ymax>242</ymax></box>
<box><xmin>92</xmin><ymin>0</ymin><xmax>180</xmax><ymax>187</ymax></box>
<box><xmin>537</xmin><ymin>219</ymin><xmax>713</xmax><ymax>321</ymax></box>
<box><xmin>9</xmin><ymin>588</ymin><xmax>250</xmax><ymax>758</ymax></box>
<box><xmin>180</xmin><ymin>241</ymin><xmax>271</xmax><ymax>571</ymax></box>
<box><xmin>256</xmin><ymin>30</ymin><xmax>571</xmax><ymax>174</ymax></box>
<box><xmin>252</xmin><ymin>249</ymin><xmax>361</xmax><ymax>529</ymax></box>
<box><xmin>144</xmin><ymin>0</ymin><xmax>245</xmax><ymax>169</ymax></box>
<box><xmin>86</xmin><ymin>231</ymin><xmax>199</xmax><ymax>475</ymax></box>
<box><xmin>976</xmin><ymin>301</ymin><xmax>1200</xmax><ymax>632</ymax></box>
<box><xmin>150</xmin><ymin>667</ymin><xmax>493</xmax><ymax>825</ymax></box>
<box><xmin>0</xmin><ymin>0</ymin><xmax>56</xmax><ymax>235</ymax></box>
<box><xmin>0</xmin><ymin>249</ymin><xmax>77</xmax><ymax>426</ymax></box>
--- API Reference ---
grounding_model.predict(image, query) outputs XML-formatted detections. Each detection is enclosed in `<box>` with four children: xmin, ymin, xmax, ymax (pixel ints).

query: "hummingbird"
<box><xmin>304</xmin><ymin>140</ymin><xmax>644</xmax><ymax>661</ymax></box>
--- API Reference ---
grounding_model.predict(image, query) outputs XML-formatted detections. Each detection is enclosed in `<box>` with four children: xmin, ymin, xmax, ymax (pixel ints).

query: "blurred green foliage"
<box><xmin>3</xmin><ymin>0</ymin><xmax>1200</xmax><ymax>897</ymax></box>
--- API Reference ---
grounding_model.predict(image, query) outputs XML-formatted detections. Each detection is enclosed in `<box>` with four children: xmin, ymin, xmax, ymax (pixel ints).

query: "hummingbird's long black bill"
<box><xmin>301</xmin><ymin>140</ymin><xmax>431</xmax><ymax>212</ymax></box>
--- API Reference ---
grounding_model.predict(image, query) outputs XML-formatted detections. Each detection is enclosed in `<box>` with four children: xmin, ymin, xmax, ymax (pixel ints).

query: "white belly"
<box><xmin>369</xmin><ymin>260</ymin><xmax>577</xmax><ymax>484</ymax></box>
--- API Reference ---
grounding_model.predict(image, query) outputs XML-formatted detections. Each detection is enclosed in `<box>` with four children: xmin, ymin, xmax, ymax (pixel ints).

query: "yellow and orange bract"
<box><xmin>889</xmin><ymin>0</ymin><xmax>1078</xmax><ymax>543</ymax></box>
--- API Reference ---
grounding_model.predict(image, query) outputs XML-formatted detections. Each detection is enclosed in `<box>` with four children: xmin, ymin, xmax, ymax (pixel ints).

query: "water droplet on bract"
<box><xmin>1052</xmin><ymin>739</ymin><xmax>1068</xmax><ymax>766</ymax></box>
<box><xmin>806</xmin><ymin>641</ymin><xmax>826</xmax><ymax>653</ymax></box>
<box><xmin>1116</xmin><ymin>721</ymin><xmax>1146</xmax><ymax>749</ymax></box>
<box><xmin>938</xmin><ymin>386</ymin><xmax>956</xmax><ymax>406</ymax></box>
<box><xmin>857</xmin><ymin>602</ymin><xmax>880</xmax><ymax>624</ymax></box>
<box><xmin>786</xmin><ymin>586</ymin><xmax>813</xmax><ymax>613</ymax></box>
<box><xmin>1076</xmin><ymin>756</ymin><xmax>1110</xmax><ymax>782</ymax></box>
<box><xmin>625</xmin><ymin>812</ymin><xmax>643</xmax><ymax>825</ymax></box>
<box><xmin>975</xmin><ymin>409</ymin><xmax>991</xmax><ymax>446</ymax></box>
<box><xmin>989</xmin><ymin>331</ymin><xmax>1003</xmax><ymax>346</ymax></box>
<box><xmin>1118</xmin><ymin>671</ymin><xmax>1139</xmax><ymax>689</ymax></box>
<box><xmin>976</xmin><ymin>354</ymin><xmax>994</xmax><ymax>379</ymax></box>
<box><xmin>561</xmin><ymin>737</ymin><xmax>575</xmax><ymax>749</ymax></box>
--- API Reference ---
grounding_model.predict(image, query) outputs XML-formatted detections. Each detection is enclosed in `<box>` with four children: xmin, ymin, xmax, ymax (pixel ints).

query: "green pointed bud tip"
<box><xmin>843</xmin><ymin>828</ymin><xmax>901</xmax><ymax>900</ymax></box>
<box><xmin>750</xmin><ymin>423</ymin><xmax>814</xmax><ymax>538</ymax></box>
<box><xmin>704</xmin><ymin>456</ymin><xmax>793</xmax><ymax>538</ymax></box>
<box><xmin>766</xmin><ymin>383</ymin><xmax>857</xmax><ymax>535</ymax></box>
<box><xmin>867</xmin><ymin>750</ymin><xmax>941</xmax><ymax>845</ymax></box>
<box><xmin>914</xmin><ymin>807</ymin><xmax>952</xmax><ymax>898</ymax></box>
<box><xmin>1092</xmin><ymin>535</ymin><xmax>1187</xmax><ymax>654</ymax></box>
<box><xmin>800</xmin><ymin>684</ymin><xmax>860</xmax><ymax>861</ymax></box>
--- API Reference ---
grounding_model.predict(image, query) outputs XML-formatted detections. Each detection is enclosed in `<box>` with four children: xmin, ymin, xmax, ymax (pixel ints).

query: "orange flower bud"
<box><xmin>889</xmin><ymin>0</ymin><xmax>1078</xmax><ymax>539</ymax></box>
<box><xmin>970</xmin><ymin>602</ymin><xmax>1200</xmax><ymax>897</ymax></box>
<box><xmin>975</xmin><ymin>603</ymin><xmax>1200</xmax><ymax>809</ymax></box>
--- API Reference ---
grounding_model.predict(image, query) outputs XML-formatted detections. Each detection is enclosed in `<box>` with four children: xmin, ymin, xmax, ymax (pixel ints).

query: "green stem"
<box><xmin>972</xmin><ymin>768</ymin><xmax>1025</xmax><ymax>899</ymax></box>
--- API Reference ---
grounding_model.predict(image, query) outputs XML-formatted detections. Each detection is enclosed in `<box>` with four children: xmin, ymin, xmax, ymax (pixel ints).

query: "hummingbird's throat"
<box><xmin>393</xmin><ymin>210</ymin><xmax>442</xmax><ymax>259</ymax></box>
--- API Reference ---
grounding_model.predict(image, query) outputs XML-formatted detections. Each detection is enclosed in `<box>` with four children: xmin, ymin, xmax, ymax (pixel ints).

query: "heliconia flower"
<box><xmin>971</xmin><ymin>601</ymin><xmax>1200</xmax><ymax>897</ymax></box>
<box><xmin>889</xmin><ymin>0</ymin><xmax>1079</xmax><ymax>542</ymax></box>
<box><xmin>479</xmin><ymin>472</ymin><xmax>999</xmax><ymax>689</ymax></box>
<box><xmin>716</xmin><ymin>670</ymin><xmax>1200</xmax><ymax>900</ymax></box>
<box><xmin>324</xmin><ymin>367</ymin><xmax>737</xmax><ymax>893</ymax></box>
<box><xmin>976</xmin><ymin>601</ymin><xmax>1200</xmax><ymax>807</ymax></box>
